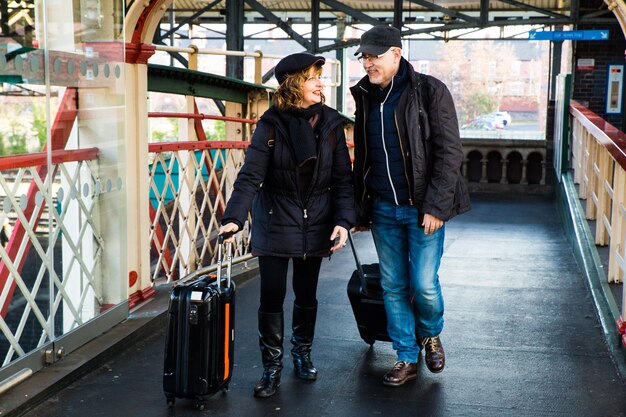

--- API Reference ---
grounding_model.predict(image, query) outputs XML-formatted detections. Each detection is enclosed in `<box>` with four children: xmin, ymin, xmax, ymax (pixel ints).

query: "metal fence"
<box><xmin>148</xmin><ymin>140</ymin><xmax>253</xmax><ymax>284</ymax></box>
<box><xmin>0</xmin><ymin>148</ymin><xmax>102</xmax><ymax>366</ymax></box>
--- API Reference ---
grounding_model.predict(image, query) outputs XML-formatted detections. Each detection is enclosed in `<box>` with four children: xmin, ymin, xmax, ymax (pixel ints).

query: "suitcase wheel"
<box><xmin>363</xmin><ymin>337</ymin><xmax>375</xmax><ymax>346</ymax></box>
<box><xmin>195</xmin><ymin>401</ymin><xmax>206</xmax><ymax>411</ymax></box>
<box><xmin>165</xmin><ymin>396</ymin><xmax>175</xmax><ymax>407</ymax></box>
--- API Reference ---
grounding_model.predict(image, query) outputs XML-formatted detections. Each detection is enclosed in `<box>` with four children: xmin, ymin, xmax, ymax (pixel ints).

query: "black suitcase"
<box><xmin>163</xmin><ymin>235</ymin><xmax>235</xmax><ymax>410</ymax></box>
<box><xmin>346</xmin><ymin>232</ymin><xmax>391</xmax><ymax>345</ymax></box>
<box><xmin>346</xmin><ymin>232</ymin><xmax>417</xmax><ymax>346</ymax></box>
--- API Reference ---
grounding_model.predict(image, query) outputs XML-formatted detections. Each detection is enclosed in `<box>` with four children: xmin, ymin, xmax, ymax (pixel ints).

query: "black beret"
<box><xmin>275</xmin><ymin>52</ymin><xmax>326</xmax><ymax>85</ymax></box>
<box><xmin>354</xmin><ymin>26</ymin><xmax>402</xmax><ymax>56</ymax></box>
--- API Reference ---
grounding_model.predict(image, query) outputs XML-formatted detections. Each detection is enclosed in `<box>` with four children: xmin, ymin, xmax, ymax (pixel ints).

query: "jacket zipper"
<box><xmin>379</xmin><ymin>78</ymin><xmax>399</xmax><ymax>205</ymax></box>
<box><xmin>303</xmin><ymin>209</ymin><xmax>308</xmax><ymax>260</ymax></box>
<box><xmin>359</xmin><ymin>86</ymin><xmax>369</xmax><ymax>203</ymax></box>
<box><xmin>300</xmin><ymin>128</ymin><xmax>328</xmax><ymax>260</ymax></box>
<box><xmin>394</xmin><ymin>111</ymin><xmax>413</xmax><ymax>205</ymax></box>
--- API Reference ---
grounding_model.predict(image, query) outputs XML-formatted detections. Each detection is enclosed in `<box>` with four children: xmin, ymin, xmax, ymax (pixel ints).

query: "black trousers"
<box><xmin>258</xmin><ymin>256</ymin><xmax>323</xmax><ymax>313</ymax></box>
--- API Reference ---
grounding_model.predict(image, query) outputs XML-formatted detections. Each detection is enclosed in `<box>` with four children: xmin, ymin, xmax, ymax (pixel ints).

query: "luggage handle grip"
<box><xmin>348</xmin><ymin>231</ymin><xmax>369</xmax><ymax>295</ymax></box>
<box><xmin>218</xmin><ymin>231</ymin><xmax>235</xmax><ymax>244</ymax></box>
<box><xmin>216</xmin><ymin>233</ymin><xmax>234</xmax><ymax>291</ymax></box>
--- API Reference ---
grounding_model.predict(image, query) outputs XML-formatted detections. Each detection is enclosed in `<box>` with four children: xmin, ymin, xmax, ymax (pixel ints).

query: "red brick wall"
<box><xmin>572</xmin><ymin>23</ymin><xmax>626</xmax><ymax>131</ymax></box>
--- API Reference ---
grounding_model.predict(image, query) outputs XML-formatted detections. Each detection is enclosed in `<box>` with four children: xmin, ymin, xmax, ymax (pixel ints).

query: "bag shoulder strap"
<box><xmin>328</xmin><ymin>126</ymin><xmax>337</xmax><ymax>150</ymax></box>
<box><xmin>267</xmin><ymin>125</ymin><xmax>276</xmax><ymax>148</ymax></box>
<box><xmin>268</xmin><ymin>122</ymin><xmax>337</xmax><ymax>150</ymax></box>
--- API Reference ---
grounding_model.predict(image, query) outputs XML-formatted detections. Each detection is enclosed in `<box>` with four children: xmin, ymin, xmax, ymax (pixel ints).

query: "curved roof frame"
<box><xmin>152</xmin><ymin>0</ymin><xmax>619</xmax><ymax>52</ymax></box>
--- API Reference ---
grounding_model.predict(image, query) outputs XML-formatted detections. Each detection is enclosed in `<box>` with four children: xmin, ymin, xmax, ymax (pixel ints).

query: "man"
<box><xmin>350</xmin><ymin>25</ymin><xmax>470</xmax><ymax>387</ymax></box>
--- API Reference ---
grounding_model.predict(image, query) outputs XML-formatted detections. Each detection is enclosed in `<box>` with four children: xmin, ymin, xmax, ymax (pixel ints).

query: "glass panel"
<box><xmin>0</xmin><ymin>0</ymin><xmax>126</xmax><ymax>367</ymax></box>
<box><xmin>413</xmin><ymin>40</ymin><xmax>549</xmax><ymax>140</ymax></box>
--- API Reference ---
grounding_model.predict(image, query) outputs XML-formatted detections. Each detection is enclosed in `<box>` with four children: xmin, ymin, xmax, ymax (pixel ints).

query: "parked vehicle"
<box><xmin>461</xmin><ymin>116</ymin><xmax>504</xmax><ymax>131</ymax></box>
<box><xmin>489</xmin><ymin>111</ymin><xmax>512</xmax><ymax>126</ymax></box>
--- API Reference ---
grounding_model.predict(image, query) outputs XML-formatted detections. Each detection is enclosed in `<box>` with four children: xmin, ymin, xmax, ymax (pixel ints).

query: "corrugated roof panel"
<box><xmin>171</xmin><ymin>0</ymin><xmax>570</xmax><ymax>13</ymax></box>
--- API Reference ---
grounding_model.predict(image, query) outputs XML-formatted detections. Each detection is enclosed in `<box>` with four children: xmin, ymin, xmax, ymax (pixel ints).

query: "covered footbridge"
<box><xmin>0</xmin><ymin>0</ymin><xmax>626</xmax><ymax>415</ymax></box>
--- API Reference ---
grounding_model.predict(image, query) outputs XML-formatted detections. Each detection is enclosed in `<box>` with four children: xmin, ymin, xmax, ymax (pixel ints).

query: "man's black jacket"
<box><xmin>350</xmin><ymin>59</ymin><xmax>471</xmax><ymax>224</ymax></box>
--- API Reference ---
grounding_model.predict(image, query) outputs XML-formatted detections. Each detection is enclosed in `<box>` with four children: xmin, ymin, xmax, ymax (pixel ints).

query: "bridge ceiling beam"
<box><xmin>312</xmin><ymin>0</ymin><xmax>320</xmax><ymax>51</ymax></box>
<box><xmin>480</xmin><ymin>0</ymin><xmax>489</xmax><ymax>25</ymax></box>
<box><xmin>393</xmin><ymin>0</ymin><xmax>402</xmax><ymax>28</ymax></box>
<box><xmin>497</xmin><ymin>0</ymin><xmax>569</xmax><ymax>19</ymax></box>
<box><xmin>571</xmin><ymin>0</ymin><xmax>580</xmax><ymax>23</ymax></box>
<box><xmin>226</xmin><ymin>0</ymin><xmax>244</xmax><ymax>78</ymax></box>
<box><xmin>244</xmin><ymin>0</ymin><xmax>312</xmax><ymax>50</ymax></box>
<box><xmin>155</xmin><ymin>0</ymin><xmax>222</xmax><ymax>42</ymax></box>
<box><xmin>1</xmin><ymin>1</ymin><xmax>9</xmax><ymax>36</ymax></box>
<box><xmin>154</xmin><ymin>0</ymin><xmax>622</xmax><ymax>50</ymax></box>
<box><xmin>319</xmin><ymin>0</ymin><xmax>383</xmax><ymax>26</ymax></box>
<box><xmin>406</xmin><ymin>0</ymin><xmax>481</xmax><ymax>24</ymax></box>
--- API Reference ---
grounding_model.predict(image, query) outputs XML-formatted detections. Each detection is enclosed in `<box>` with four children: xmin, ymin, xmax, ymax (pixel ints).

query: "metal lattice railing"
<box><xmin>0</xmin><ymin>148</ymin><xmax>102</xmax><ymax>366</ymax></box>
<box><xmin>148</xmin><ymin>140</ymin><xmax>252</xmax><ymax>283</ymax></box>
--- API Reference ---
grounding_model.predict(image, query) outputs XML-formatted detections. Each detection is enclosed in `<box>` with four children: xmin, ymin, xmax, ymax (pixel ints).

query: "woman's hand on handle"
<box><xmin>219</xmin><ymin>223</ymin><xmax>239</xmax><ymax>244</ymax></box>
<box><xmin>330</xmin><ymin>225</ymin><xmax>348</xmax><ymax>252</ymax></box>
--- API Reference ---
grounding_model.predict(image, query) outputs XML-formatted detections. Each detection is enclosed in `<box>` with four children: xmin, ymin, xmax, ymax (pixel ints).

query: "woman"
<box><xmin>219</xmin><ymin>52</ymin><xmax>355</xmax><ymax>398</ymax></box>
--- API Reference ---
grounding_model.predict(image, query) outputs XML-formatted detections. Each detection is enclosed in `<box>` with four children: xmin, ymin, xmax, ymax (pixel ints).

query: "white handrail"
<box><xmin>154</xmin><ymin>45</ymin><xmax>283</xmax><ymax>60</ymax></box>
<box><xmin>152</xmin><ymin>44</ymin><xmax>340</xmax><ymax>64</ymax></box>
<box><xmin>151</xmin><ymin>44</ymin><xmax>341</xmax><ymax>89</ymax></box>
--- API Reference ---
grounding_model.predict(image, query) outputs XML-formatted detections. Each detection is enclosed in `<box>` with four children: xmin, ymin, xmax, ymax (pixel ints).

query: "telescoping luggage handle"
<box><xmin>216</xmin><ymin>231</ymin><xmax>235</xmax><ymax>291</ymax></box>
<box><xmin>347</xmin><ymin>231</ymin><xmax>369</xmax><ymax>295</ymax></box>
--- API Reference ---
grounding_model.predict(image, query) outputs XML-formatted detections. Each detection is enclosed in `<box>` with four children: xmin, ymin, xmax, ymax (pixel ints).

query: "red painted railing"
<box><xmin>148</xmin><ymin>112</ymin><xmax>257</xmax><ymax>125</ymax></box>
<box><xmin>0</xmin><ymin>88</ymin><xmax>79</xmax><ymax>318</ymax></box>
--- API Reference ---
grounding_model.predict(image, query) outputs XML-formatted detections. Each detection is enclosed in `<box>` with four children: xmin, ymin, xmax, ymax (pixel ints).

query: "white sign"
<box><xmin>606</xmin><ymin>64</ymin><xmax>624</xmax><ymax>114</ymax></box>
<box><xmin>576</xmin><ymin>58</ymin><xmax>595</xmax><ymax>70</ymax></box>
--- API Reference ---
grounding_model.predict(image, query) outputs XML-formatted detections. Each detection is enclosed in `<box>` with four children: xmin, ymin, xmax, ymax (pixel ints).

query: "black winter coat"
<box><xmin>350</xmin><ymin>59</ymin><xmax>471</xmax><ymax>224</ymax></box>
<box><xmin>222</xmin><ymin>105</ymin><xmax>355</xmax><ymax>258</ymax></box>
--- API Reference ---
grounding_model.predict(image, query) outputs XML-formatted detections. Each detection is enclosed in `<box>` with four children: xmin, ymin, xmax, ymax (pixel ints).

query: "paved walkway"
<box><xmin>15</xmin><ymin>194</ymin><xmax>626</xmax><ymax>416</ymax></box>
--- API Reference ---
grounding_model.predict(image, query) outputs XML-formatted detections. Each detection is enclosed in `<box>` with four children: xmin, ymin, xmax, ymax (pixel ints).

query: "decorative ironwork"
<box><xmin>148</xmin><ymin>141</ymin><xmax>252</xmax><ymax>283</ymax></box>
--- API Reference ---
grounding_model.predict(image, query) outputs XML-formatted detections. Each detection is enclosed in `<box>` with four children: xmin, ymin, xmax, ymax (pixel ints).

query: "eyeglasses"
<box><xmin>357</xmin><ymin>48</ymin><xmax>394</xmax><ymax>64</ymax></box>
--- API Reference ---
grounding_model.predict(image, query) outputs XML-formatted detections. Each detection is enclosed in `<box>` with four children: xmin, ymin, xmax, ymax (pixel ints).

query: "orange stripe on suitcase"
<box><xmin>223</xmin><ymin>303</ymin><xmax>230</xmax><ymax>380</ymax></box>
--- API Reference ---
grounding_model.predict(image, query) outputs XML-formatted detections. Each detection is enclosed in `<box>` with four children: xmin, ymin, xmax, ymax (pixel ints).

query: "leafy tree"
<box><xmin>432</xmin><ymin>41</ymin><xmax>517</xmax><ymax>123</ymax></box>
<box><xmin>151</xmin><ymin>129</ymin><xmax>168</xmax><ymax>142</ymax></box>
<box><xmin>206</xmin><ymin>121</ymin><xmax>225</xmax><ymax>141</ymax></box>
<box><xmin>32</xmin><ymin>100</ymin><xmax>47</xmax><ymax>150</ymax></box>
<box><xmin>467</xmin><ymin>92</ymin><xmax>496</xmax><ymax>121</ymax></box>
<box><xmin>6</xmin><ymin>119</ymin><xmax>28</xmax><ymax>155</ymax></box>
<box><xmin>7</xmin><ymin>131</ymin><xmax>27</xmax><ymax>154</ymax></box>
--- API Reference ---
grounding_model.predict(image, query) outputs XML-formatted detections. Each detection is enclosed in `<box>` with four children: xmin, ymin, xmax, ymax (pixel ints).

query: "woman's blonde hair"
<box><xmin>273</xmin><ymin>64</ymin><xmax>325</xmax><ymax>110</ymax></box>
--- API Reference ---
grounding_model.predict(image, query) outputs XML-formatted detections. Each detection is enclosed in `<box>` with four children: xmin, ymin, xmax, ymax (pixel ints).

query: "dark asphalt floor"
<box><xmin>21</xmin><ymin>193</ymin><xmax>626</xmax><ymax>417</ymax></box>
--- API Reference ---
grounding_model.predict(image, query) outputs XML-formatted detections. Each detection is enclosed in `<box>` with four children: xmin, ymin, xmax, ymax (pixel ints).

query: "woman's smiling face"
<box><xmin>301</xmin><ymin>67</ymin><xmax>324</xmax><ymax>108</ymax></box>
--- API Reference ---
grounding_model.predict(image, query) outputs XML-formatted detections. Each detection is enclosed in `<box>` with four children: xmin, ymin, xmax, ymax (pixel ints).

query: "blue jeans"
<box><xmin>370</xmin><ymin>199</ymin><xmax>445</xmax><ymax>363</ymax></box>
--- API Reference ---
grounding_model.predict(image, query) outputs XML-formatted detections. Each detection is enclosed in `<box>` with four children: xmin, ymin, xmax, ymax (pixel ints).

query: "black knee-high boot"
<box><xmin>291</xmin><ymin>303</ymin><xmax>318</xmax><ymax>381</ymax></box>
<box><xmin>254</xmin><ymin>310</ymin><xmax>284</xmax><ymax>398</ymax></box>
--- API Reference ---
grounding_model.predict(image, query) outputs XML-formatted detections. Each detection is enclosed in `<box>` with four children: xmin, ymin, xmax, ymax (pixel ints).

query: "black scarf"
<box><xmin>279</xmin><ymin>103</ymin><xmax>323</xmax><ymax>167</ymax></box>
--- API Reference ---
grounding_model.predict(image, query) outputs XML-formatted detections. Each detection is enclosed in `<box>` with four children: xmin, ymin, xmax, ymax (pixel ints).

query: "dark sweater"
<box><xmin>365</xmin><ymin>60</ymin><xmax>412</xmax><ymax>205</ymax></box>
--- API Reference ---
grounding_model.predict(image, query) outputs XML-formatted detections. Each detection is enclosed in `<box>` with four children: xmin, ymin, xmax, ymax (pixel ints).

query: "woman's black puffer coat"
<box><xmin>222</xmin><ymin>105</ymin><xmax>355</xmax><ymax>258</ymax></box>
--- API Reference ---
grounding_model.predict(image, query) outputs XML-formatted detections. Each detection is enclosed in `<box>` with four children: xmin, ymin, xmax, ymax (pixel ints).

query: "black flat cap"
<box><xmin>275</xmin><ymin>52</ymin><xmax>326</xmax><ymax>84</ymax></box>
<box><xmin>354</xmin><ymin>26</ymin><xmax>402</xmax><ymax>56</ymax></box>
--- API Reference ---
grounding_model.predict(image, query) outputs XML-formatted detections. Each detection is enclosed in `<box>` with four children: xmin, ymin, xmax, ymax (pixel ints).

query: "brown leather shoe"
<box><xmin>382</xmin><ymin>361</ymin><xmax>418</xmax><ymax>387</ymax></box>
<box><xmin>422</xmin><ymin>336</ymin><xmax>445</xmax><ymax>373</ymax></box>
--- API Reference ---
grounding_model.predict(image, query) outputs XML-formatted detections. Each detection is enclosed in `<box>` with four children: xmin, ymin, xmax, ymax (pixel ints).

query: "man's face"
<box><xmin>360</xmin><ymin>47</ymin><xmax>402</xmax><ymax>89</ymax></box>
